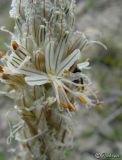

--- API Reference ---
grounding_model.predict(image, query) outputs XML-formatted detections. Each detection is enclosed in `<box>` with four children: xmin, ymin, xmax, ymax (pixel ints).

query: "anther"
<box><xmin>0</xmin><ymin>65</ymin><xmax>4</xmax><ymax>73</ymax></box>
<box><xmin>0</xmin><ymin>51</ymin><xmax>6</xmax><ymax>58</ymax></box>
<box><xmin>11</xmin><ymin>40</ymin><xmax>19</xmax><ymax>50</ymax></box>
<box><xmin>79</xmin><ymin>96</ymin><xmax>87</xmax><ymax>104</ymax></box>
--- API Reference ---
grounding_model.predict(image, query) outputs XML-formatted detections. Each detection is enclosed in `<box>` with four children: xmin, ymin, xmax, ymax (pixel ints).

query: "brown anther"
<box><xmin>60</xmin><ymin>101</ymin><xmax>76</xmax><ymax>112</ymax></box>
<box><xmin>11</xmin><ymin>40</ymin><xmax>19</xmax><ymax>50</ymax></box>
<box><xmin>0</xmin><ymin>65</ymin><xmax>4</xmax><ymax>73</ymax></box>
<box><xmin>0</xmin><ymin>51</ymin><xmax>6</xmax><ymax>58</ymax></box>
<box><xmin>2</xmin><ymin>74</ymin><xmax>10</xmax><ymax>80</ymax></box>
<box><xmin>68</xmin><ymin>103</ymin><xmax>76</xmax><ymax>112</ymax></box>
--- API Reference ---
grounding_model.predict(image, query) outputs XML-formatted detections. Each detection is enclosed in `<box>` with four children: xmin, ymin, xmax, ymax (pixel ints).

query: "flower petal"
<box><xmin>54</xmin><ymin>32</ymin><xmax>69</xmax><ymax>70</ymax></box>
<box><xmin>45</xmin><ymin>41</ymin><xmax>55</xmax><ymax>73</ymax></box>
<box><xmin>77</xmin><ymin>61</ymin><xmax>90</xmax><ymax>70</ymax></box>
<box><xmin>56</xmin><ymin>49</ymin><xmax>80</xmax><ymax>76</ymax></box>
<box><xmin>18</xmin><ymin>67</ymin><xmax>43</xmax><ymax>76</ymax></box>
<box><xmin>38</xmin><ymin>25</ymin><xmax>46</xmax><ymax>46</ymax></box>
<box><xmin>67</xmin><ymin>32</ymin><xmax>88</xmax><ymax>54</ymax></box>
<box><xmin>25</xmin><ymin>74</ymin><xmax>50</xmax><ymax>86</ymax></box>
<box><xmin>7</xmin><ymin>54</ymin><xmax>30</xmax><ymax>70</ymax></box>
<box><xmin>6</xmin><ymin>54</ymin><xmax>23</xmax><ymax>68</ymax></box>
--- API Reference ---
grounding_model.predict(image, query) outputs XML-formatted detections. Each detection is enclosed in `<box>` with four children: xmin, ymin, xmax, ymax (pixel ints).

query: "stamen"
<box><xmin>79</xmin><ymin>96</ymin><xmax>87</xmax><ymax>104</ymax></box>
<box><xmin>0</xmin><ymin>51</ymin><xmax>6</xmax><ymax>58</ymax></box>
<box><xmin>68</xmin><ymin>103</ymin><xmax>76</xmax><ymax>111</ymax></box>
<box><xmin>2</xmin><ymin>74</ymin><xmax>10</xmax><ymax>80</ymax></box>
<box><xmin>47</xmin><ymin>70</ymin><xmax>53</xmax><ymax>75</ymax></box>
<box><xmin>63</xmin><ymin>69</ymin><xmax>69</xmax><ymax>76</ymax></box>
<box><xmin>11</xmin><ymin>40</ymin><xmax>19</xmax><ymax>50</ymax></box>
<box><xmin>60</xmin><ymin>101</ymin><xmax>76</xmax><ymax>111</ymax></box>
<box><xmin>0</xmin><ymin>65</ymin><xmax>4</xmax><ymax>73</ymax></box>
<box><xmin>60</xmin><ymin>101</ymin><xmax>68</xmax><ymax>109</ymax></box>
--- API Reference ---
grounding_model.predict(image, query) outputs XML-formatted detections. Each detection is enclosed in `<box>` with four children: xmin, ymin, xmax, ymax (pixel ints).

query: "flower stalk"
<box><xmin>0</xmin><ymin>0</ymin><xmax>101</xmax><ymax>159</ymax></box>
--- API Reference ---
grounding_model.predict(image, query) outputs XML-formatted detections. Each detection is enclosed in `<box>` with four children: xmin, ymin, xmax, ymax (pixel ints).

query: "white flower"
<box><xmin>6</xmin><ymin>39</ymin><xmax>92</xmax><ymax>111</ymax></box>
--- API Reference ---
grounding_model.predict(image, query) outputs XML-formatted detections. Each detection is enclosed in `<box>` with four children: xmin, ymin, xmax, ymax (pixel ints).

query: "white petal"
<box><xmin>18</xmin><ymin>68</ymin><xmax>44</xmax><ymax>76</ymax></box>
<box><xmin>7</xmin><ymin>54</ymin><xmax>23</xmax><ymax>68</ymax></box>
<box><xmin>6</xmin><ymin>49</ymin><xmax>30</xmax><ymax>70</ymax></box>
<box><xmin>54</xmin><ymin>32</ymin><xmax>69</xmax><ymax>70</ymax></box>
<box><xmin>56</xmin><ymin>49</ymin><xmax>80</xmax><ymax>76</ymax></box>
<box><xmin>77</xmin><ymin>61</ymin><xmax>90</xmax><ymax>70</ymax></box>
<box><xmin>38</xmin><ymin>25</ymin><xmax>46</xmax><ymax>46</ymax></box>
<box><xmin>25</xmin><ymin>75</ymin><xmax>50</xmax><ymax>86</ymax></box>
<box><xmin>18</xmin><ymin>56</ymin><xmax>31</xmax><ymax>69</ymax></box>
<box><xmin>45</xmin><ymin>41</ymin><xmax>55</xmax><ymax>73</ymax></box>
<box><xmin>87</xmin><ymin>41</ymin><xmax>107</xmax><ymax>50</ymax></box>
<box><xmin>49</xmin><ymin>41</ymin><xmax>55</xmax><ymax>72</ymax></box>
<box><xmin>68</xmin><ymin>32</ymin><xmax>88</xmax><ymax>52</ymax></box>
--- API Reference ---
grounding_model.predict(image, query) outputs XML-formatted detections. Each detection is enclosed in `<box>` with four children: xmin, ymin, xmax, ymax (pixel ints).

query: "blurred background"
<box><xmin>0</xmin><ymin>0</ymin><xmax>122</xmax><ymax>160</ymax></box>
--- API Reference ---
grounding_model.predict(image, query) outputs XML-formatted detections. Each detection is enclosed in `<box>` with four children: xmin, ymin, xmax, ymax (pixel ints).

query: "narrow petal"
<box><xmin>54</xmin><ymin>32</ymin><xmax>69</xmax><ymax>70</ymax></box>
<box><xmin>24</xmin><ymin>37</ymin><xmax>33</xmax><ymax>54</ymax></box>
<box><xmin>86</xmin><ymin>41</ymin><xmax>107</xmax><ymax>50</ymax></box>
<box><xmin>38</xmin><ymin>25</ymin><xmax>46</xmax><ymax>46</ymax></box>
<box><xmin>25</xmin><ymin>75</ymin><xmax>50</xmax><ymax>86</ymax></box>
<box><xmin>7</xmin><ymin>55</ymin><xmax>31</xmax><ymax>72</ymax></box>
<box><xmin>45</xmin><ymin>41</ymin><xmax>55</xmax><ymax>73</ymax></box>
<box><xmin>49</xmin><ymin>41</ymin><xmax>55</xmax><ymax>72</ymax></box>
<box><xmin>5</xmin><ymin>41</ymin><xmax>31</xmax><ymax>70</ymax></box>
<box><xmin>56</xmin><ymin>49</ymin><xmax>80</xmax><ymax>76</ymax></box>
<box><xmin>11</xmin><ymin>41</ymin><xmax>30</xmax><ymax>59</ymax></box>
<box><xmin>67</xmin><ymin>32</ymin><xmax>88</xmax><ymax>54</ymax></box>
<box><xmin>77</xmin><ymin>61</ymin><xmax>90</xmax><ymax>70</ymax></box>
<box><xmin>29</xmin><ymin>16</ymin><xmax>41</xmax><ymax>45</ymax></box>
<box><xmin>7</xmin><ymin>54</ymin><xmax>23</xmax><ymax>69</ymax></box>
<box><xmin>17</xmin><ymin>67</ymin><xmax>43</xmax><ymax>76</ymax></box>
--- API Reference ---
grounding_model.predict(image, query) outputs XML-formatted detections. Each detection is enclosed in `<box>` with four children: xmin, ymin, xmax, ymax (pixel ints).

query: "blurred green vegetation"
<box><xmin>98</xmin><ymin>39</ymin><xmax>122</xmax><ymax>68</ymax></box>
<box><xmin>0</xmin><ymin>154</ymin><xmax>5</xmax><ymax>160</ymax></box>
<box><xmin>0</xmin><ymin>1</ymin><xmax>14</xmax><ymax>51</ymax></box>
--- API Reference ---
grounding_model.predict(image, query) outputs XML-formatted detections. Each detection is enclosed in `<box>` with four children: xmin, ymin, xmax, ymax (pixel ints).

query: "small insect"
<box><xmin>71</xmin><ymin>64</ymin><xmax>84</xmax><ymax>90</ymax></box>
